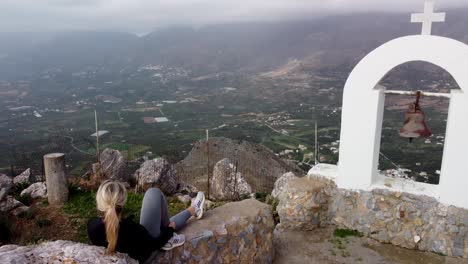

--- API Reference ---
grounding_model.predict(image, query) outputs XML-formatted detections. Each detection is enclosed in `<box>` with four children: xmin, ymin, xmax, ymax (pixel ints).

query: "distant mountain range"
<box><xmin>0</xmin><ymin>9</ymin><xmax>467</xmax><ymax>79</ymax></box>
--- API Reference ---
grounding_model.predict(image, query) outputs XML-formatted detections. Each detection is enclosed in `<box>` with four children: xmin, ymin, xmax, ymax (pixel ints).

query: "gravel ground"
<box><xmin>273</xmin><ymin>226</ymin><xmax>468</xmax><ymax>264</ymax></box>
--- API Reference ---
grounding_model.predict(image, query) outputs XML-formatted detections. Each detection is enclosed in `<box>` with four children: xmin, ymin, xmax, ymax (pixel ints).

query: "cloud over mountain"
<box><xmin>0</xmin><ymin>0</ymin><xmax>467</xmax><ymax>33</ymax></box>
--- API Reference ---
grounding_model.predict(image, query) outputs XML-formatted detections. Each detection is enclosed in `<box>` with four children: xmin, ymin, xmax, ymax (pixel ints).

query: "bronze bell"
<box><xmin>399</xmin><ymin>91</ymin><xmax>432</xmax><ymax>142</ymax></box>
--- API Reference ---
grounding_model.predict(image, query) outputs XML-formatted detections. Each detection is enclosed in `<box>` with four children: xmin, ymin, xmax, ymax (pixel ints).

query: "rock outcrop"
<box><xmin>210</xmin><ymin>158</ymin><xmax>252</xmax><ymax>201</ymax></box>
<box><xmin>13</xmin><ymin>168</ymin><xmax>30</xmax><ymax>185</ymax></box>
<box><xmin>176</xmin><ymin>137</ymin><xmax>304</xmax><ymax>193</ymax></box>
<box><xmin>96</xmin><ymin>148</ymin><xmax>129</xmax><ymax>182</ymax></box>
<box><xmin>0</xmin><ymin>240</ymin><xmax>137</xmax><ymax>264</ymax></box>
<box><xmin>0</xmin><ymin>173</ymin><xmax>29</xmax><ymax>216</ymax></box>
<box><xmin>0</xmin><ymin>174</ymin><xmax>13</xmax><ymax>201</ymax></box>
<box><xmin>134</xmin><ymin>158</ymin><xmax>178</xmax><ymax>195</ymax></box>
<box><xmin>20</xmin><ymin>182</ymin><xmax>47</xmax><ymax>199</ymax></box>
<box><xmin>271</xmin><ymin>172</ymin><xmax>297</xmax><ymax>198</ymax></box>
<box><xmin>0</xmin><ymin>196</ymin><xmax>26</xmax><ymax>215</ymax></box>
<box><xmin>147</xmin><ymin>199</ymin><xmax>275</xmax><ymax>264</ymax></box>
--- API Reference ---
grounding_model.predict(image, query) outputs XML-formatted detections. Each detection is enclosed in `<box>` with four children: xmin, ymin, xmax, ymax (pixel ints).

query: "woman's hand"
<box><xmin>169</xmin><ymin>221</ymin><xmax>177</xmax><ymax>229</ymax></box>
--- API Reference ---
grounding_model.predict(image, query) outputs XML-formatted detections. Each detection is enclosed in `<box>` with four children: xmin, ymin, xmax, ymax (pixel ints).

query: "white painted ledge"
<box><xmin>373</xmin><ymin>174</ymin><xmax>440</xmax><ymax>198</ymax></box>
<box><xmin>307</xmin><ymin>163</ymin><xmax>338</xmax><ymax>181</ymax></box>
<box><xmin>308</xmin><ymin>163</ymin><xmax>441</xmax><ymax>201</ymax></box>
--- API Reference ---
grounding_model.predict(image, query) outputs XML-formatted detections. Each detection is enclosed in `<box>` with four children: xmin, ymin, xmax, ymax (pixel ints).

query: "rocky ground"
<box><xmin>274</xmin><ymin>226</ymin><xmax>467</xmax><ymax>264</ymax></box>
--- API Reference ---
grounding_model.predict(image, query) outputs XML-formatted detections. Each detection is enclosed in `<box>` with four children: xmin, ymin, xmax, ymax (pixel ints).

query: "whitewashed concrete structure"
<box><xmin>337</xmin><ymin>1</ymin><xmax>468</xmax><ymax>209</ymax></box>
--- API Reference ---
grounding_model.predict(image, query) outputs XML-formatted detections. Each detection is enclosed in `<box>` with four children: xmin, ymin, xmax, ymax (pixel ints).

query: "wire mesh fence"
<box><xmin>173</xmin><ymin>137</ymin><xmax>302</xmax><ymax>196</ymax></box>
<box><xmin>2</xmin><ymin>133</ymin><xmax>304</xmax><ymax>198</ymax></box>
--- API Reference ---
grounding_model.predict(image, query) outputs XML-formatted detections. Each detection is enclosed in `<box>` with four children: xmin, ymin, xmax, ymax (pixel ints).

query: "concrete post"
<box><xmin>44</xmin><ymin>153</ymin><xmax>69</xmax><ymax>206</ymax></box>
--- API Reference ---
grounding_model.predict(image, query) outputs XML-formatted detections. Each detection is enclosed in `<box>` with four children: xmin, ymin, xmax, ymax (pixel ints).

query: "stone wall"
<box><xmin>276</xmin><ymin>177</ymin><xmax>336</xmax><ymax>231</ymax></box>
<box><xmin>148</xmin><ymin>199</ymin><xmax>275</xmax><ymax>264</ymax></box>
<box><xmin>275</xmin><ymin>171</ymin><xmax>468</xmax><ymax>258</ymax></box>
<box><xmin>330</xmin><ymin>188</ymin><xmax>468</xmax><ymax>258</ymax></box>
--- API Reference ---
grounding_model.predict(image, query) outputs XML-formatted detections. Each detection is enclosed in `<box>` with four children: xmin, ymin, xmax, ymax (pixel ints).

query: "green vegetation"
<box><xmin>254</xmin><ymin>192</ymin><xmax>268</xmax><ymax>202</ymax></box>
<box><xmin>62</xmin><ymin>186</ymin><xmax>187</xmax><ymax>243</ymax></box>
<box><xmin>329</xmin><ymin>236</ymin><xmax>352</xmax><ymax>258</ymax></box>
<box><xmin>254</xmin><ymin>193</ymin><xmax>280</xmax><ymax>225</ymax></box>
<box><xmin>12</xmin><ymin>182</ymin><xmax>33</xmax><ymax>206</ymax></box>
<box><xmin>334</xmin><ymin>228</ymin><xmax>363</xmax><ymax>238</ymax></box>
<box><xmin>62</xmin><ymin>187</ymin><xmax>98</xmax><ymax>243</ymax></box>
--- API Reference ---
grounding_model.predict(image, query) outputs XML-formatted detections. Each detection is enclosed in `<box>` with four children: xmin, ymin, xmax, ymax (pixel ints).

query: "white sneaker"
<box><xmin>161</xmin><ymin>233</ymin><xmax>185</xmax><ymax>251</ymax></box>
<box><xmin>191</xmin><ymin>192</ymin><xmax>205</xmax><ymax>219</ymax></box>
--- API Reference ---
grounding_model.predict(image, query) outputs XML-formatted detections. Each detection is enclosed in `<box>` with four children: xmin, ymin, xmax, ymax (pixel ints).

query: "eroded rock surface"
<box><xmin>134</xmin><ymin>158</ymin><xmax>179</xmax><ymax>195</ymax></box>
<box><xmin>13</xmin><ymin>168</ymin><xmax>30</xmax><ymax>185</ymax></box>
<box><xmin>271</xmin><ymin>172</ymin><xmax>297</xmax><ymax>198</ymax></box>
<box><xmin>276</xmin><ymin>177</ymin><xmax>336</xmax><ymax>231</ymax></box>
<box><xmin>20</xmin><ymin>182</ymin><xmax>47</xmax><ymax>199</ymax></box>
<box><xmin>97</xmin><ymin>148</ymin><xmax>129</xmax><ymax>182</ymax></box>
<box><xmin>210</xmin><ymin>158</ymin><xmax>252</xmax><ymax>201</ymax></box>
<box><xmin>0</xmin><ymin>240</ymin><xmax>137</xmax><ymax>264</ymax></box>
<box><xmin>0</xmin><ymin>195</ymin><xmax>24</xmax><ymax>213</ymax></box>
<box><xmin>0</xmin><ymin>174</ymin><xmax>12</xmax><ymax>201</ymax></box>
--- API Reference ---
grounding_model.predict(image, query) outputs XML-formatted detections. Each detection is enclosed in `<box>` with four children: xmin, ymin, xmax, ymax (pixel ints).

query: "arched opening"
<box><xmin>338</xmin><ymin>35</ymin><xmax>468</xmax><ymax>208</ymax></box>
<box><xmin>377</xmin><ymin>62</ymin><xmax>460</xmax><ymax>185</ymax></box>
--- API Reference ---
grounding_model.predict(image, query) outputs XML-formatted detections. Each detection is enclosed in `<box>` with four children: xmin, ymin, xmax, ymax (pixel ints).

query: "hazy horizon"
<box><xmin>1</xmin><ymin>0</ymin><xmax>467</xmax><ymax>33</ymax></box>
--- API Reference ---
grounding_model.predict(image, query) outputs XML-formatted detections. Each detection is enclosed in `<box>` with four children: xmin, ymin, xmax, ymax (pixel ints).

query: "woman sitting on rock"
<box><xmin>87</xmin><ymin>180</ymin><xmax>205</xmax><ymax>263</ymax></box>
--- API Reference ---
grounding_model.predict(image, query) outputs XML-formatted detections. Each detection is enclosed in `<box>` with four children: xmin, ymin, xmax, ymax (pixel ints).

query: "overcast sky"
<box><xmin>1</xmin><ymin>0</ymin><xmax>467</xmax><ymax>33</ymax></box>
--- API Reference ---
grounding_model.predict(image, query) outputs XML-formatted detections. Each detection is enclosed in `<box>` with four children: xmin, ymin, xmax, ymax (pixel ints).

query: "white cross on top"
<box><xmin>411</xmin><ymin>1</ymin><xmax>446</xmax><ymax>35</ymax></box>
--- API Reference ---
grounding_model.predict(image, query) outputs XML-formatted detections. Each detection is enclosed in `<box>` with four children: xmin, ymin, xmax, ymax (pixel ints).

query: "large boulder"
<box><xmin>210</xmin><ymin>158</ymin><xmax>252</xmax><ymax>201</ymax></box>
<box><xmin>0</xmin><ymin>174</ymin><xmax>13</xmax><ymax>201</ymax></box>
<box><xmin>148</xmin><ymin>199</ymin><xmax>275</xmax><ymax>264</ymax></box>
<box><xmin>271</xmin><ymin>172</ymin><xmax>297</xmax><ymax>198</ymax></box>
<box><xmin>134</xmin><ymin>158</ymin><xmax>178</xmax><ymax>195</ymax></box>
<box><xmin>96</xmin><ymin>148</ymin><xmax>129</xmax><ymax>182</ymax></box>
<box><xmin>0</xmin><ymin>240</ymin><xmax>137</xmax><ymax>264</ymax></box>
<box><xmin>13</xmin><ymin>168</ymin><xmax>30</xmax><ymax>185</ymax></box>
<box><xmin>20</xmin><ymin>182</ymin><xmax>47</xmax><ymax>199</ymax></box>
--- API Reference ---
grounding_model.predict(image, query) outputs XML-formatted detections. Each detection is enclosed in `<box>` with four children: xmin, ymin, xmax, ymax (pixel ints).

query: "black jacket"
<box><xmin>87</xmin><ymin>216</ymin><xmax>174</xmax><ymax>263</ymax></box>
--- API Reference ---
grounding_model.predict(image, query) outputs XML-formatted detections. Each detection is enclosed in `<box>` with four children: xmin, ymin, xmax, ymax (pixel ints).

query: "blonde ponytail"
<box><xmin>96</xmin><ymin>180</ymin><xmax>127</xmax><ymax>254</ymax></box>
